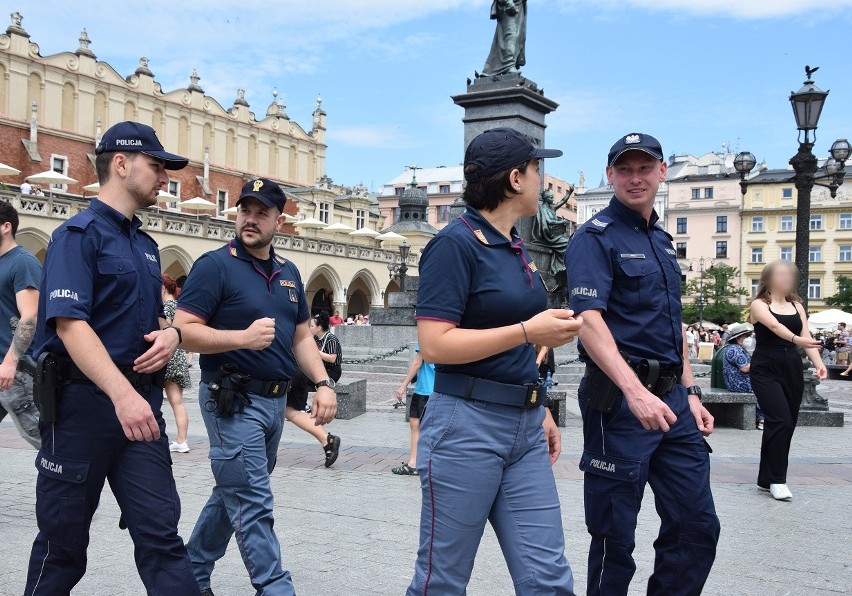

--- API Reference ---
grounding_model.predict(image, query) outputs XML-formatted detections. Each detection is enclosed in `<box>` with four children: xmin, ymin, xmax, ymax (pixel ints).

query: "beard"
<box><xmin>239</xmin><ymin>225</ymin><xmax>276</xmax><ymax>249</ymax></box>
<box><xmin>126</xmin><ymin>174</ymin><xmax>158</xmax><ymax>208</ymax></box>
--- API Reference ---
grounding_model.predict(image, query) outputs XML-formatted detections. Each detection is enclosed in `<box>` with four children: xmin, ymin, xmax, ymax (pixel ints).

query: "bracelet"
<box><xmin>791</xmin><ymin>334</ymin><xmax>796</xmax><ymax>344</ymax></box>
<box><xmin>519</xmin><ymin>321</ymin><xmax>529</xmax><ymax>345</ymax></box>
<box><xmin>165</xmin><ymin>325</ymin><xmax>182</xmax><ymax>345</ymax></box>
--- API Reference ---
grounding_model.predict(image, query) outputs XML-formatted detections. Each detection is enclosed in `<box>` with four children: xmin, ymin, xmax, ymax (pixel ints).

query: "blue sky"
<box><xmin>12</xmin><ymin>1</ymin><xmax>852</xmax><ymax>190</ymax></box>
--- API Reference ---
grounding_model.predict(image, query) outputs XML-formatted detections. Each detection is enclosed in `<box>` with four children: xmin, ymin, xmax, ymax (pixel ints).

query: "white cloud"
<box><xmin>327</xmin><ymin>125</ymin><xmax>419</xmax><ymax>148</ymax></box>
<box><xmin>552</xmin><ymin>0</ymin><xmax>852</xmax><ymax>19</ymax></box>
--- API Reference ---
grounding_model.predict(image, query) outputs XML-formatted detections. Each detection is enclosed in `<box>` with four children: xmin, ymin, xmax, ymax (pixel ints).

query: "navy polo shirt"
<box><xmin>177</xmin><ymin>239</ymin><xmax>309</xmax><ymax>381</ymax></box>
<box><xmin>34</xmin><ymin>199</ymin><xmax>164</xmax><ymax>365</ymax></box>
<box><xmin>416</xmin><ymin>207</ymin><xmax>547</xmax><ymax>385</ymax></box>
<box><xmin>566</xmin><ymin>196</ymin><xmax>683</xmax><ymax>368</ymax></box>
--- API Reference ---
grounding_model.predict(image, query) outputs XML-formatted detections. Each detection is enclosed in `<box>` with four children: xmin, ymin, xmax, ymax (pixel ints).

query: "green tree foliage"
<box><xmin>825</xmin><ymin>275</ymin><xmax>852</xmax><ymax>311</ymax></box>
<box><xmin>682</xmin><ymin>264</ymin><xmax>748</xmax><ymax>325</ymax></box>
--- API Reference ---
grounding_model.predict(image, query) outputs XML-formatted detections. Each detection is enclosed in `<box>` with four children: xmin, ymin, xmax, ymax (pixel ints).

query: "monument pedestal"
<box><xmin>368</xmin><ymin>275</ymin><xmax>418</xmax><ymax>327</ymax></box>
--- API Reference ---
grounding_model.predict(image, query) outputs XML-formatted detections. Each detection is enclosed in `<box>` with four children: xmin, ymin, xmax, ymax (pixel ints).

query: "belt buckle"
<box><xmin>524</xmin><ymin>383</ymin><xmax>542</xmax><ymax>409</ymax></box>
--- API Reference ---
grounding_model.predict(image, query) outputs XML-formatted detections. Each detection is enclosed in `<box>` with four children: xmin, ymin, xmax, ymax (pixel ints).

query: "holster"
<box><xmin>584</xmin><ymin>364</ymin><xmax>621</xmax><ymax>413</ymax></box>
<box><xmin>208</xmin><ymin>363</ymin><xmax>253</xmax><ymax>417</ymax></box>
<box><xmin>27</xmin><ymin>353</ymin><xmax>60</xmax><ymax>424</ymax></box>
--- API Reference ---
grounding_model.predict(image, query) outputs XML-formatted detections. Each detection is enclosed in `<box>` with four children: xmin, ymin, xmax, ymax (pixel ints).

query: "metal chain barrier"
<box><xmin>344</xmin><ymin>344</ymin><xmax>409</xmax><ymax>365</ymax></box>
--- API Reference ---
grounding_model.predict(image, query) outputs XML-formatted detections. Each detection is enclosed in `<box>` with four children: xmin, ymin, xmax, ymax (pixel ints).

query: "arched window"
<box><xmin>124</xmin><ymin>100</ymin><xmax>136</xmax><ymax>121</ymax></box>
<box><xmin>152</xmin><ymin>108</ymin><xmax>165</xmax><ymax>139</ymax></box>
<box><xmin>178</xmin><ymin>115</ymin><xmax>189</xmax><ymax>155</ymax></box>
<box><xmin>288</xmin><ymin>145</ymin><xmax>298</xmax><ymax>181</ymax></box>
<box><xmin>307</xmin><ymin>150</ymin><xmax>317</xmax><ymax>185</ymax></box>
<box><xmin>248</xmin><ymin>134</ymin><xmax>258</xmax><ymax>172</ymax></box>
<box><xmin>268</xmin><ymin>141</ymin><xmax>278</xmax><ymax>177</ymax></box>
<box><xmin>93</xmin><ymin>90</ymin><xmax>108</xmax><ymax>133</ymax></box>
<box><xmin>27</xmin><ymin>72</ymin><xmax>43</xmax><ymax>116</ymax></box>
<box><xmin>225</xmin><ymin>128</ymin><xmax>236</xmax><ymax>167</ymax></box>
<box><xmin>0</xmin><ymin>64</ymin><xmax>7</xmax><ymax>116</ymax></box>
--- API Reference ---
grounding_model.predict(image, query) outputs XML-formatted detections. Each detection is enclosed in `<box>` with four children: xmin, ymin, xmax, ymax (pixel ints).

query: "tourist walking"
<box><xmin>834</xmin><ymin>321</ymin><xmax>849</xmax><ymax>364</ymax></box>
<box><xmin>749</xmin><ymin>260</ymin><xmax>827</xmax><ymax>501</ymax></box>
<box><xmin>721</xmin><ymin>323</ymin><xmax>764</xmax><ymax>429</ymax></box>
<box><xmin>25</xmin><ymin>121</ymin><xmax>199</xmax><ymax>595</ymax></box>
<box><xmin>392</xmin><ymin>342</ymin><xmax>434</xmax><ymax>476</ymax></box>
<box><xmin>407</xmin><ymin>127</ymin><xmax>580</xmax><ymax>595</ymax></box>
<box><xmin>685</xmin><ymin>325</ymin><xmax>697</xmax><ymax>360</ymax></box>
<box><xmin>162</xmin><ymin>273</ymin><xmax>191</xmax><ymax>453</ymax></box>
<box><xmin>174</xmin><ymin>177</ymin><xmax>336</xmax><ymax>595</ymax></box>
<box><xmin>285</xmin><ymin>311</ymin><xmax>343</xmax><ymax>467</ymax></box>
<box><xmin>0</xmin><ymin>202</ymin><xmax>41</xmax><ymax>449</ymax></box>
<box><xmin>566</xmin><ymin>132</ymin><xmax>720</xmax><ymax>595</ymax></box>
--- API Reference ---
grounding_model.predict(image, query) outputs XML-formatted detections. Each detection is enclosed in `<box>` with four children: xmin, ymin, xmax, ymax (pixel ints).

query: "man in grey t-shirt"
<box><xmin>0</xmin><ymin>202</ymin><xmax>41</xmax><ymax>448</ymax></box>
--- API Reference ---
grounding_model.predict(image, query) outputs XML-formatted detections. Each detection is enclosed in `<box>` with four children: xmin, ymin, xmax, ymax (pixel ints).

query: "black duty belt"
<box><xmin>584</xmin><ymin>356</ymin><xmax>682</xmax><ymax>398</ymax></box>
<box><xmin>433</xmin><ymin>372</ymin><xmax>544</xmax><ymax>409</ymax></box>
<box><xmin>57</xmin><ymin>356</ymin><xmax>166</xmax><ymax>389</ymax></box>
<box><xmin>201</xmin><ymin>370</ymin><xmax>291</xmax><ymax>398</ymax></box>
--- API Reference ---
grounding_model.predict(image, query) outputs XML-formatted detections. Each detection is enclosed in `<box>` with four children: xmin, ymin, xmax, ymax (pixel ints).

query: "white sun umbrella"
<box><xmin>179</xmin><ymin>197</ymin><xmax>218</xmax><ymax>211</ymax></box>
<box><xmin>156</xmin><ymin>189</ymin><xmax>178</xmax><ymax>204</ymax></box>
<box><xmin>0</xmin><ymin>162</ymin><xmax>21</xmax><ymax>177</ymax></box>
<box><xmin>283</xmin><ymin>213</ymin><xmax>298</xmax><ymax>223</ymax></box>
<box><xmin>221</xmin><ymin>206</ymin><xmax>238</xmax><ymax>215</ymax></box>
<box><xmin>293</xmin><ymin>217</ymin><xmax>327</xmax><ymax>228</ymax></box>
<box><xmin>349</xmin><ymin>227</ymin><xmax>380</xmax><ymax>237</ymax></box>
<box><xmin>324</xmin><ymin>222</ymin><xmax>354</xmax><ymax>233</ymax></box>
<box><xmin>82</xmin><ymin>182</ymin><xmax>100</xmax><ymax>193</ymax></box>
<box><xmin>26</xmin><ymin>170</ymin><xmax>78</xmax><ymax>186</ymax></box>
<box><xmin>376</xmin><ymin>231</ymin><xmax>407</xmax><ymax>245</ymax></box>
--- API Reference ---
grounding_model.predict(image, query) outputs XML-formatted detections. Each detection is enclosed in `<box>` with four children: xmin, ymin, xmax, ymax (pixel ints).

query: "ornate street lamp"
<box><xmin>387</xmin><ymin>240</ymin><xmax>410</xmax><ymax>287</ymax></box>
<box><xmin>735</xmin><ymin>66</ymin><xmax>849</xmax><ymax>308</ymax></box>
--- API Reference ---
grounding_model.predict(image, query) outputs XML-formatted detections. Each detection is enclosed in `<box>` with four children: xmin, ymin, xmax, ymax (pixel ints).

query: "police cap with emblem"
<box><xmin>237</xmin><ymin>177</ymin><xmax>287</xmax><ymax>212</ymax></box>
<box><xmin>607</xmin><ymin>133</ymin><xmax>664</xmax><ymax>167</ymax></box>
<box><xmin>464</xmin><ymin>127</ymin><xmax>562</xmax><ymax>183</ymax></box>
<box><xmin>96</xmin><ymin>121</ymin><xmax>189</xmax><ymax>170</ymax></box>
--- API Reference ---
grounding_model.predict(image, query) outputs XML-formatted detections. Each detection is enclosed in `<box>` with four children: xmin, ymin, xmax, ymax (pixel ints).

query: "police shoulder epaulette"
<box><xmin>585</xmin><ymin>215</ymin><xmax>613</xmax><ymax>235</ymax></box>
<box><xmin>654</xmin><ymin>222</ymin><xmax>673</xmax><ymax>240</ymax></box>
<box><xmin>273</xmin><ymin>254</ymin><xmax>287</xmax><ymax>266</ymax></box>
<box><xmin>137</xmin><ymin>228</ymin><xmax>159</xmax><ymax>246</ymax></box>
<box><xmin>65</xmin><ymin>210</ymin><xmax>96</xmax><ymax>232</ymax></box>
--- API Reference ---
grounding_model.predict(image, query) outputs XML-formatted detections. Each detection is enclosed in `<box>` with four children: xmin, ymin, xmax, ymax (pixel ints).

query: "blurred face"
<box><xmin>308</xmin><ymin>318</ymin><xmax>321</xmax><ymax>337</ymax></box>
<box><xmin>768</xmin><ymin>261</ymin><xmax>797</xmax><ymax>296</ymax></box>
<box><xmin>123</xmin><ymin>153</ymin><xmax>168</xmax><ymax>208</ymax></box>
<box><xmin>236</xmin><ymin>198</ymin><xmax>283</xmax><ymax>250</ymax></box>
<box><xmin>607</xmin><ymin>152</ymin><xmax>667</xmax><ymax>218</ymax></box>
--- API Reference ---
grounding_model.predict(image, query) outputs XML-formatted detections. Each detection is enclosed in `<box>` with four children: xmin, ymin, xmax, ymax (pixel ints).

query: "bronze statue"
<box><xmin>531</xmin><ymin>187</ymin><xmax>573</xmax><ymax>281</ymax></box>
<box><xmin>481</xmin><ymin>1</ymin><xmax>527</xmax><ymax>77</ymax></box>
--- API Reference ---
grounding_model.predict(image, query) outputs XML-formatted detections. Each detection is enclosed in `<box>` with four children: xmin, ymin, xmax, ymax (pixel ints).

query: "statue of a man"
<box><xmin>481</xmin><ymin>1</ymin><xmax>527</xmax><ymax>77</ymax></box>
<box><xmin>531</xmin><ymin>186</ymin><xmax>573</xmax><ymax>281</ymax></box>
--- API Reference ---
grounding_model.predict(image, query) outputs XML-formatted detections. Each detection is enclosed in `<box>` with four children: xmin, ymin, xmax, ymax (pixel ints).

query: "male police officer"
<box><xmin>25</xmin><ymin>121</ymin><xmax>200</xmax><ymax>595</ymax></box>
<box><xmin>566</xmin><ymin>133</ymin><xmax>720</xmax><ymax>595</ymax></box>
<box><xmin>174</xmin><ymin>178</ymin><xmax>337</xmax><ymax>595</ymax></box>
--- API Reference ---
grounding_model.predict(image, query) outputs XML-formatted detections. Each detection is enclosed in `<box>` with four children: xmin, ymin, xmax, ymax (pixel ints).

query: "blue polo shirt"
<box><xmin>566</xmin><ymin>196</ymin><xmax>684</xmax><ymax>368</ymax></box>
<box><xmin>34</xmin><ymin>199</ymin><xmax>164</xmax><ymax>365</ymax></box>
<box><xmin>0</xmin><ymin>246</ymin><xmax>41</xmax><ymax>354</ymax></box>
<box><xmin>177</xmin><ymin>239</ymin><xmax>309</xmax><ymax>380</ymax></box>
<box><xmin>416</xmin><ymin>207</ymin><xmax>547</xmax><ymax>385</ymax></box>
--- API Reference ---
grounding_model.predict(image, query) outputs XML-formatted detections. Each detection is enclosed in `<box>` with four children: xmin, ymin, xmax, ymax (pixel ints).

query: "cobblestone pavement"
<box><xmin>1</xmin><ymin>365</ymin><xmax>850</xmax><ymax>595</ymax></box>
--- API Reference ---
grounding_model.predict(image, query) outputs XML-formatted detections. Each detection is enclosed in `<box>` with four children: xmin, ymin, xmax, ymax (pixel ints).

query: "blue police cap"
<box><xmin>607</xmin><ymin>133</ymin><xmax>664</xmax><ymax>167</ymax></box>
<box><xmin>237</xmin><ymin>178</ymin><xmax>287</xmax><ymax>212</ymax></box>
<box><xmin>464</xmin><ymin>128</ymin><xmax>562</xmax><ymax>183</ymax></box>
<box><xmin>96</xmin><ymin>121</ymin><xmax>188</xmax><ymax>170</ymax></box>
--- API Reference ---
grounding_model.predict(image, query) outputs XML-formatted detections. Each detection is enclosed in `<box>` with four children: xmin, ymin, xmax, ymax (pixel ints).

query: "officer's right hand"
<box><xmin>243</xmin><ymin>318</ymin><xmax>276</xmax><ymax>350</ymax></box>
<box><xmin>524</xmin><ymin>309</ymin><xmax>583</xmax><ymax>348</ymax></box>
<box><xmin>114</xmin><ymin>392</ymin><xmax>160</xmax><ymax>441</ymax></box>
<box><xmin>624</xmin><ymin>388</ymin><xmax>678</xmax><ymax>432</ymax></box>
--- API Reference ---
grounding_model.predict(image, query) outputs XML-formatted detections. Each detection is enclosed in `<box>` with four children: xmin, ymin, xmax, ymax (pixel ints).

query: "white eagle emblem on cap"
<box><xmin>625</xmin><ymin>134</ymin><xmax>641</xmax><ymax>144</ymax></box>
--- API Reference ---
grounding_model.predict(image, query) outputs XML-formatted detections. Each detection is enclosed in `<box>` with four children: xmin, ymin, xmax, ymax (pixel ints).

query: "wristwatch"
<box><xmin>316</xmin><ymin>378</ymin><xmax>336</xmax><ymax>390</ymax></box>
<box><xmin>686</xmin><ymin>385</ymin><xmax>702</xmax><ymax>400</ymax></box>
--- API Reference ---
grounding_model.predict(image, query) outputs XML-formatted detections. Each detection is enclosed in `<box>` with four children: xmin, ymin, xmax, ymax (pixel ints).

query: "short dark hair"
<box><xmin>0</xmin><ymin>201</ymin><xmax>20</xmax><ymax>237</ymax></box>
<box><xmin>462</xmin><ymin>159</ymin><xmax>530</xmax><ymax>211</ymax></box>
<box><xmin>95</xmin><ymin>151</ymin><xmax>137</xmax><ymax>184</ymax></box>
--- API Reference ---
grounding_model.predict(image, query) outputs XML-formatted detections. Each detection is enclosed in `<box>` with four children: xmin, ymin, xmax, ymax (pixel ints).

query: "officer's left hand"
<box><xmin>311</xmin><ymin>386</ymin><xmax>337</xmax><ymax>425</ymax></box>
<box><xmin>688</xmin><ymin>395</ymin><xmax>714</xmax><ymax>437</ymax></box>
<box><xmin>134</xmin><ymin>328</ymin><xmax>180</xmax><ymax>373</ymax></box>
<box><xmin>542</xmin><ymin>409</ymin><xmax>561</xmax><ymax>464</ymax></box>
<box><xmin>0</xmin><ymin>357</ymin><xmax>16</xmax><ymax>391</ymax></box>
<box><xmin>815</xmin><ymin>365</ymin><xmax>828</xmax><ymax>380</ymax></box>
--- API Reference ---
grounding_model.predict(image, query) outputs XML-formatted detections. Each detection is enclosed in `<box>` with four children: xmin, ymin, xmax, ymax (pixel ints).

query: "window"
<box><xmin>780</xmin><ymin>246</ymin><xmax>793</xmax><ymax>261</ymax></box>
<box><xmin>394</xmin><ymin>187</ymin><xmax>404</xmax><ymax>196</ymax></box>
<box><xmin>50</xmin><ymin>155</ymin><xmax>68</xmax><ymax>191</ymax></box>
<box><xmin>840</xmin><ymin>245</ymin><xmax>852</xmax><ymax>262</ymax></box>
<box><xmin>751</xmin><ymin>216</ymin><xmax>764</xmax><ymax>232</ymax></box>
<box><xmin>691</xmin><ymin>188</ymin><xmax>700</xmax><ymax>199</ymax></box>
<box><xmin>716</xmin><ymin>215</ymin><xmax>727</xmax><ymax>233</ymax></box>
<box><xmin>676</xmin><ymin>217</ymin><xmax>687</xmax><ymax>234</ymax></box>
<box><xmin>704</xmin><ymin>187</ymin><xmax>714</xmax><ymax>199</ymax></box>
<box><xmin>808</xmin><ymin>278</ymin><xmax>821</xmax><ymax>300</ymax></box>
<box><xmin>676</xmin><ymin>242</ymin><xmax>687</xmax><ymax>259</ymax></box>
<box><xmin>751</xmin><ymin>247</ymin><xmax>763</xmax><ymax>263</ymax></box>
<box><xmin>356</xmin><ymin>209</ymin><xmax>366</xmax><ymax>230</ymax></box>
<box><xmin>780</xmin><ymin>215</ymin><xmax>794</xmax><ymax>231</ymax></box>
<box><xmin>318</xmin><ymin>202</ymin><xmax>330</xmax><ymax>224</ymax></box>
<box><xmin>810</xmin><ymin>214</ymin><xmax>823</xmax><ymax>230</ymax></box>
<box><xmin>715</xmin><ymin>241</ymin><xmax>727</xmax><ymax>259</ymax></box>
<box><xmin>840</xmin><ymin>213</ymin><xmax>852</xmax><ymax>230</ymax></box>
<box><xmin>437</xmin><ymin>205</ymin><xmax>450</xmax><ymax>223</ymax></box>
<box><xmin>167</xmin><ymin>180</ymin><xmax>180</xmax><ymax>209</ymax></box>
<box><xmin>751</xmin><ymin>279</ymin><xmax>760</xmax><ymax>297</ymax></box>
<box><xmin>217</xmin><ymin>190</ymin><xmax>228</xmax><ymax>215</ymax></box>
<box><xmin>393</xmin><ymin>207</ymin><xmax>401</xmax><ymax>223</ymax></box>
<box><xmin>809</xmin><ymin>245</ymin><xmax>822</xmax><ymax>262</ymax></box>
<box><xmin>439</xmin><ymin>184</ymin><xmax>451</xmax><ymax>194</ymax></box>
<box><xmin>782</xmin><ymin>188</ymin><xmax>793</xmax><ymax>199</ymax></box>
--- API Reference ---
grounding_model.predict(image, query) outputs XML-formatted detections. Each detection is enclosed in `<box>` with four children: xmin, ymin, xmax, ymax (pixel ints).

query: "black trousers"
<box><xmin>749</xmin><ymin>346</ymin><xmax>804</xmax><ymax>486</ymax></box>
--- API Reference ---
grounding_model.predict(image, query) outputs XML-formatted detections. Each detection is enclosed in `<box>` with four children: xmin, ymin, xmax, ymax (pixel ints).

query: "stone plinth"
<box><xmin>369</xmin><ymin>275</ymin><xmax>419</xmax><ymax>326</ymax></box>
<box><xmin>797</xmin><ymin>409</ymin><xmax>845</xmax><ymax>427</ymax></box>
<box><xmin>334</xmin><ymin>377</ymin><xmax>366</xmax><ymax>420</ymax></box>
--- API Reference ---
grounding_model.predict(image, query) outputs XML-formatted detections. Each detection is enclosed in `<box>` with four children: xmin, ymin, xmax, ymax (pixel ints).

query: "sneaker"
<box><xmin>756</xmin><ymin>420</ymin><xmax>764</xmax><ymax>431</ymax></box>
<box><xmin>392</xmin><ymin>462</ymin><xmax>419</xmax><ymax>476</ymax></box>
<box><xmin>769</xmin><ymin>483</ymin><xmax>793</xmax><ymax>501</ymax></box>
<box><xmin>757</xmin><ymin>485</ymin><xmax>769</xmax><ymax>492</ymax></box>
<box><xmin>169</xmin><ymin>441</ymin><xmax>190</xmax><ymax>453</ymax></box>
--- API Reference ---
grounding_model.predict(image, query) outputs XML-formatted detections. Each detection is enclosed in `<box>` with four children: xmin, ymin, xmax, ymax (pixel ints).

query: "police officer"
<box><xmin>173</xmin><ymin>177</ymin><xmax>337</xmax><ymax>595</ymax></box>
<box><xmin>566</xmin><ymin>133</ymin><xmax>720</xmax><ymax>595</ymax></box>
<box><xmin>25</xmin><ymin>122</ymin><xmax>200</xmax><ymax>595</ymax></box>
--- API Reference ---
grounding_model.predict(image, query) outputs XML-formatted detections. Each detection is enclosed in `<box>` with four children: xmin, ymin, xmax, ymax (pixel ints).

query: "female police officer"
<box><xmin>407</xmin><ymin>128</ymin><xmax>582</xmax><ymax>595</ymax></box>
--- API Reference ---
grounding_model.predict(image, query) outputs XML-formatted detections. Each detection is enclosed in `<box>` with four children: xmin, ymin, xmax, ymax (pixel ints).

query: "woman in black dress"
<box><xmin>749</xmin><ymin>260</ymin><xmax>826</xmax><ymax>501</ymax></box>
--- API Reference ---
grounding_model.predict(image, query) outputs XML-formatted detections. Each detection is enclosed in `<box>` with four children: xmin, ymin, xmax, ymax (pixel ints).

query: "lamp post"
<box><xmin>735</xmin><ymin>66</ymin><xmax>849</xmax><ymax>310</ymax></box>
<box><xmin>387</xmin><ymin>240</ymin><xmax>411</xmax><ymax>289</ymax></box>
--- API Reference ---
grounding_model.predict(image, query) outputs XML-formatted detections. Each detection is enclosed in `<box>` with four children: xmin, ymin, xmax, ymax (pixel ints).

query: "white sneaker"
<box><xmin>769</xmin><ymin>483</ymin><xmax>792</xmax><ymax>501</ymax></box>
<box><xmin>169</xmin><ymin>441</ymin><xmax>190</xmax><ymax>453</ymax></box>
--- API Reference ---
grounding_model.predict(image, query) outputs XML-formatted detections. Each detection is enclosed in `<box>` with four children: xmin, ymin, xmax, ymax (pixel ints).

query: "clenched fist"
<box><xmin>244</xmin><ymin>317</ymin><xmax>275</xmax><ymax>350</ymax></box>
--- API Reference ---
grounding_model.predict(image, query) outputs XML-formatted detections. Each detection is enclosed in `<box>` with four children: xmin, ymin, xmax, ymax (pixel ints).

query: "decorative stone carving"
<box><xmin>135</xmin><ymin>56</ymin><xmax>153</xmax><ymax>77</ymax></box>
<box><xmin>187</xmin><ymin>68</ymin><xmax>203</xmax><ymax>93</ymax></box>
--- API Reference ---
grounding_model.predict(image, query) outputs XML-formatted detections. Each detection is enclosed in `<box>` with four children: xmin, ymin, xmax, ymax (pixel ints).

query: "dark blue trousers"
<box><xmin>25</xmin><ymin>383</ymin><xmax>199</xmax><ymax>596</ymax></box>
<box><xmin>578</xmin><ymin>382</ymin><xmax>720</xmax><ymax>596</ymax></box>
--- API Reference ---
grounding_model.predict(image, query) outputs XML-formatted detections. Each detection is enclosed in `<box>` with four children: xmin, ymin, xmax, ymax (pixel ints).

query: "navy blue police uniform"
<box><xmin>25</xmin><ymin>198</ymin><xmax>199</xmax><ymax>594</ymax></box>
<box><xmin>179</xmin><ymin>179</ymin><xmax>309</xmax><ymax>594</ymax></box>
<box><xmin>567</xmin><ymin>189</ymin><xmax>720</xmax><ymax>594</ymax></box>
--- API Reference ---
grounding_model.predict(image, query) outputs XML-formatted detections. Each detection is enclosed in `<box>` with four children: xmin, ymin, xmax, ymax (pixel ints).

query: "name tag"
<box><xmin>619</xmin><ymin>253</ymin><xmax>646</xmax><ymax>259</ymax></box>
